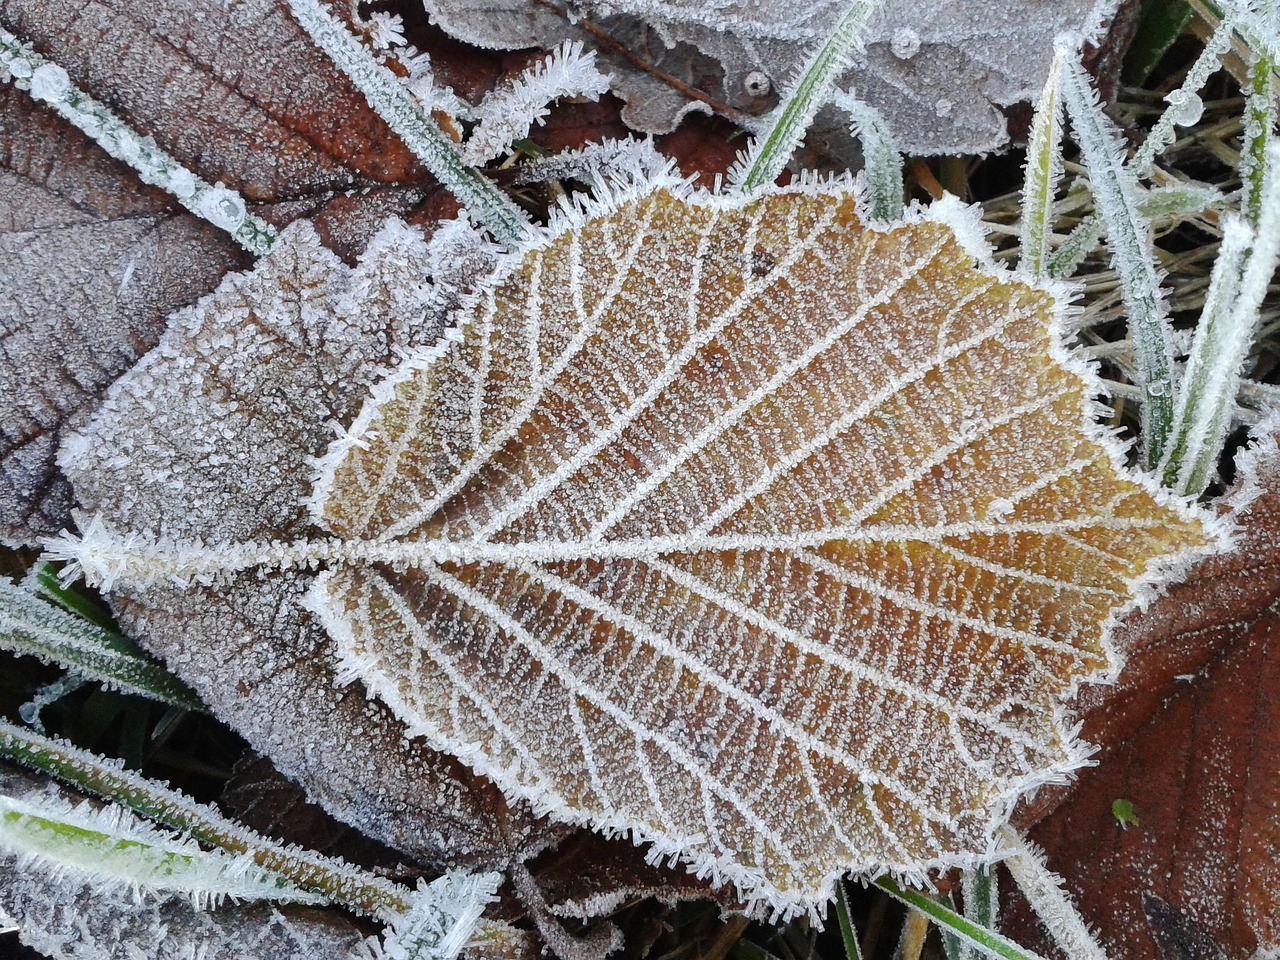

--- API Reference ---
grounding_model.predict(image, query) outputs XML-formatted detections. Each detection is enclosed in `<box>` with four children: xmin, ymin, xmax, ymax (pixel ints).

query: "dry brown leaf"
<box><xmin>1005</xmin><ymin>420</ymin><xmax>1280</xmax><ymax>960</ymax></box>
<box><xmin>0</xmin><ymin>0</ymin><xmax>430</xmax><ymax>196</ymax></box>
<box><xmin>292</xmin><ymin>183</ymin><xmax>1214</xmax><ymax>915</ymax></box>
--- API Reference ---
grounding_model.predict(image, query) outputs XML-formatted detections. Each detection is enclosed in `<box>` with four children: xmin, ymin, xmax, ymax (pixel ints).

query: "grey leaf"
<box><xmin>422</xmin><ymin>0</ymin><xmax>1118</xmax><ymax>153</ymax></box>
<box><xmin>0</xmin><ymin>83</ymin><xmax>246</xmax><ymax>546</ymax></box>
<box><xmin>59</xmin><ymin>219</ymin><xmax>560</xmax><ymax>870</ymax></box>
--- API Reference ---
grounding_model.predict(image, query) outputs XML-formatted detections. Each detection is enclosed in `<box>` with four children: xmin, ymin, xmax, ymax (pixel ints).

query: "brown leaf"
<box><xmin>303</xmin><ymin>183</ymin><xmax>1214</xmax><ymax>914</ymax></box>
<box><xmin>1005</xmin><ymin>421</ymin><xmax>1280</xmax><ymax>959</ymax></box>
<box><xmin>0</xmin><ymin>0</ymin><xmax>430</xmax><ymax>195</ymax></box>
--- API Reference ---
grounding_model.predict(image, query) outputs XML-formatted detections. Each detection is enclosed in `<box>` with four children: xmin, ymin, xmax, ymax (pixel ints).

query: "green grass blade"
<box><xmin>731</xmin><ymin>0</ymin><xmax>880</xmax><ymax>196</ymax></box>
<box><xmin>0</xmin><ymin>577</ymin><xmax>204</xmax><ymax>712</ymax></box>
<box><xmin>870</xmin><ymin>878</ymin><xmax>1050</xmax><ymax>960</ymax></box>
<box><xmin>1163</xmin><ymin>142</ymin><xmax>1280</xmax><ymax>494</ymax></box>
<box><xmin>833</xmin><ymin>880</ymin><xmax>865</xmax><ymax>960</ymax></box>
<box><xmin>1019</xmin><ymin>49</ymin><xmax>1066</xmax><ymax>277</ymax></box>
<box><xmin>1060</xmin><ymin>51</ymin><xmax>1175</xmax><ymax>468</ymax></box>
<box><xmin>0</xmin><ymin>719</ymin><xmax>409</xmax><ymax>918</ymax></box>
<box><xmin>833</xmin><ymin>92</ymin><xmax>903</xmax><ymax>221</ymax></box>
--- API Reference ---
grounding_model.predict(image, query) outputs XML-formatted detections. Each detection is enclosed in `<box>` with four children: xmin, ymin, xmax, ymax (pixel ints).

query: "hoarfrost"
<box><xmin>58</xmin><ymin>219</ymin><xmax>561</xmax><ymax>870</ymax></box>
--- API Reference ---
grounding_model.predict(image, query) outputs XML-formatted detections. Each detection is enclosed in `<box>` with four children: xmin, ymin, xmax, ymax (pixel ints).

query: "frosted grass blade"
<box><xmin>1019</xmin><ymin>49</ymin><xmax>1066</xmax><ymax>278</ymax></box>
<box><xmin>1060</xmin><ymin>51</ymin><xmax>1175</xmax><ymax>467</ymax></box>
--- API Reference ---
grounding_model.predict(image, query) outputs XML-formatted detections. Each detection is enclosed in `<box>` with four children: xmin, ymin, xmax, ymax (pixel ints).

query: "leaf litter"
<box><xmin>0</xmin><ymin>1</ymin><xmax>1269</xmax><ymax>957</ymax></box>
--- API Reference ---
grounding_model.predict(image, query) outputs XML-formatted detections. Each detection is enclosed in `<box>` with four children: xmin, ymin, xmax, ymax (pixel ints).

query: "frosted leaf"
<box><xmin>0</xmin><ymin>0</ymin><xmax>431</xmax><ymax>195</ymax></box>
<box><xmin>420</xmin><ymin>0</ymin><xmax>1120</xmax><ymax>153</ymax></box>
<box><xmin>59</xmin><ymin>219</ymin><xmax>558</xmax><ymax>870</ymax></box>
<box><xmin>0</xmin><ymin>84</ymin><xmax>245</xmax><ymax>547</ymax></box>
<box><xmin>0</xmin><ymin>764</ymin><xmax>372</xmax><ymax>960</ymax></box>
<box><xmin>304</xmin><ymin>184</ymin><xmax>1216</xmax><ymax>916</ymax></box>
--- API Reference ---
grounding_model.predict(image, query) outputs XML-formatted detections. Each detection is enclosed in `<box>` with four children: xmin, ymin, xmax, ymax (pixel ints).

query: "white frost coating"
<box><xmin>1164</xmin><ymin>142</ymin><xmax>1280</xmax><ymax>495</ymax></box>
<box><xmin>370</xmin><ymin>873</ymin><xmax>501</xmax><ymax>960</ymax></box>
<box><xmin>1018</xmin><ymin>48</ymin><xmax>1065</xmax><ymax>279</ymax></box>
<box><xmin>0</xmin><ymin>794</ymin><xmax>323</xmax><ymax>909</ymax></box>
<box><xmin>0</xmin><ymin>25</ymin><xmax>277</xmax><ymax>256</ymax></box>
<box><xmin>462</xmin><ymin>41</ymin><xmax>612</xmax><ymax>164</ymax></box>
<box><xmin>1059</xmin><ymin>47</ymin><xmax>1174</xmax><ymax>468</ymax></box>
<box><xmin>285</xmin><ymin>0</ymin><xmax>531</xmax><ymax>248</ymax></box>
<box><xmin>297</xmin><ymin>179</ymin><xmax>1221</xmax><ymax>920</ymax></box>
<box><xmin>996</xmin><ymin>827</ymin><xmax>1109</xmax><ymax>960</ymax></box>
<box><xmin>833</xmin><ymin>91</ymin><xmax>904</xmax><ymax>222</ymax></box>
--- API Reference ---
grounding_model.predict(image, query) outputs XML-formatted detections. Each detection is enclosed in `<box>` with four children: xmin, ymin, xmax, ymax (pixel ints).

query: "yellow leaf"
<box><xmin>307</xmin><ymin>183</ymin><xmax>1214</xmax><ymax>916</ymax></box>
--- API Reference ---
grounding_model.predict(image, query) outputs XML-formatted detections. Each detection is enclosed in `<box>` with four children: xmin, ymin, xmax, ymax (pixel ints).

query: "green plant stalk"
<box><xmin>1047</xmin><ymin>184</ymin><xmax>1223</xmax><ymax>279</ymax></box>
<box><xmin>0</xmin><ymin>577</ymin><xmax>204</xmax><ymax>712</ymax></box>
<box><xmin>833</xmin><ymin>881</ymin><xmax>865</xmax><ymax>960</ymax></box>
<box><xmin>733</xmin><ymin>0</ymin><xmax>879</xmax><ymax>196</ymax></box>
<box><xmin>0</xmin><ymin>720</ymin><xmax>410</xmax><ymax>918</ymax></box>
<box><xmin>1240</xmin><ymin>48</ymin><xmax>1276</xmax><ymax>228</ymax></box>
<box><xmin>871</xmin><ymin>878</ymin><xmax>1049</xmax><ymax>960</ymax></box>
<box><xmin>0</xmin><ymin>26</ymin><xmax>276</xmax><ymax>256</ymax></box>
<box><xmin>1019</xmin><ymin>50</ymin><xmax>1066</xmax><ymax>278</ymax></box>
<box><xmin>0</xmin><ymin>806</ymin><xmax>311</xmax><ymax>902</ymax></box>
<box><xmin>286</xmin><ymin>0</ymin><xmax>530</xmax><ymax>249</ymax></box>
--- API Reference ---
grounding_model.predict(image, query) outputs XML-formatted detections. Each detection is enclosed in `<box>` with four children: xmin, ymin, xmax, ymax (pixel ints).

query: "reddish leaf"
<box><xmin>1006</xmin><ymin>422</ymin><xmax>1280</xmax><ymax>959</ymax></box>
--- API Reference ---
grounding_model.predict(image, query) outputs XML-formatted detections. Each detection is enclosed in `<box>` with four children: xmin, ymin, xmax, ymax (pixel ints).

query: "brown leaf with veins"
<box><xmin>1005</xmin><ymin>419</ymin><xmax>1280</xmax><ymax>960</ymax></box>
<box><xmin>300</xmin><ymin>183</ymin><xmax>1215</xmax><ymax>914</ymax></box>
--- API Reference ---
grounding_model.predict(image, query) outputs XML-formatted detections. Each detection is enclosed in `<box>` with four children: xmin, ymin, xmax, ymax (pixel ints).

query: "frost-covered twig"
<box><xmin>0</xmin><ymin>576</ymin><xmax>203</xmax><ymax>711</ymax></box>
<box><xmin>286</xmin><ymin>0</ymin><xmax>531</xmax><ymax>248</ymax></box>
<box><xmin>511</xmin><ymin>137</ymin><xmax>670</xmax><ymax>187</ymax></box>
<box><xmin>996</xmin><ymin>827</ymin><xmax>1108</xmax><ymax>960</ymax></box>
<box><xmin>1060</xmin><ymin>45</ymin><xmax>1175</xmax><ymax>468</ymax></box>
<box><xmin>730</xmin><ymin>0</ymin><xmax>880</xmax><ymax>195</ymax></box>
<box><xmin>1131</xmin><ymin>10</ymin><xmax>1239</xmax><ymax>176</ymax></box>
<box><xmin>0</xmin><ymin>26</ymin><xmax>277</xmax><ymax>256</ymax></box>
<box><xmin>462</xmin><ymin>41</ymin><xmax>611</xmax><ymax>165</ymax></box>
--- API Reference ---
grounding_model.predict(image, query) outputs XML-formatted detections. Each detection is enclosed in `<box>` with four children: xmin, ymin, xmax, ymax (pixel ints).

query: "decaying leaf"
<box><xmin>0</xmin><ymin>83</ymin><xmax>246</xmax><ymax>547</ymax></box>
<box><xmin>285</xmin><ymin>180</ymin><xmax>1212</xmax><ymax>915</ymax></box>
<box><xmin>420</xmin><ymin>0</ymin><xmax>1118</xmax><ymax>153</ymax></box>
<box><xmin>1004</xmin><ymin>418</ymin><xmax>1280</xmax><ymax>960</ymax></box>
<box><xmin>0</xmin><ymin>0</ymin><xmax>460</xmax><ymax>547</ymax></box>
